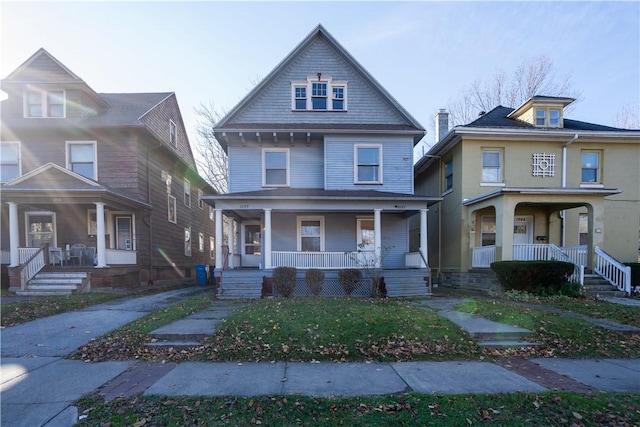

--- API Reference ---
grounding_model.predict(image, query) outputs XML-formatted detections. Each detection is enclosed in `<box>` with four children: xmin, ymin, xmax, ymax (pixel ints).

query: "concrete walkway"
<box><xmin>1</xmin><ymin>288</ymin><xmax>639</xmax><ymax>427</ymax></box>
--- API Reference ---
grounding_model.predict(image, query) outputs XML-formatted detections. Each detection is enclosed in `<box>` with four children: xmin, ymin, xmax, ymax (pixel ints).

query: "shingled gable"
<box><xmin>214</xmin><ymin>24</ymin><xmax>425</xmax><ymax>144</ymax></box>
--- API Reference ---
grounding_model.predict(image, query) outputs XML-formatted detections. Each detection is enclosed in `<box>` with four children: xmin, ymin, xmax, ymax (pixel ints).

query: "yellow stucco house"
<box><xmin>414</xmin><ymin>96</ymin><xmax>640</xmax><ymax>294</ymax></box>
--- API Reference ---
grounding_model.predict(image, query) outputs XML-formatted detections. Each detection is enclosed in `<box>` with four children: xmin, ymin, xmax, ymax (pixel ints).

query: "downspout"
<box><xmin>561</xmin><ymin>133</ymin><xmax>579</xmax><ymax>246</ymax></box>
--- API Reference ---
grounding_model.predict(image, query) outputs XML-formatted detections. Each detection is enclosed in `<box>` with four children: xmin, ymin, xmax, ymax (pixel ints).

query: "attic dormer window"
<box><xmin>535</xmin><ymin>109</ymin><xmax>546</xmax><ymax>126</ymax></box>
<box><xmin>534</xmin><ymin>107</ymin><xmax>562</xmax><ymax>127</ymax></box>
<box><xmin>291</xmin><ymin>76</ymin><xmax>347</xmax><ymax>111</ymax></box>
<box><xmin>25</xmin><ymin>90</ymin><xmax>65</xmax><ymax>118</ymax></box>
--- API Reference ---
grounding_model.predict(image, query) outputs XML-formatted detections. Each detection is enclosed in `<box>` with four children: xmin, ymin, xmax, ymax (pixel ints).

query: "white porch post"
<box><xmin>264</xmin><ymin>208</ymin><xmax>272</xmax><ymax>269</ymax></box>
<box><xmin>374</xmin><ymin>209</ymin><xmax>382</xmax><ymax>269</ymax></box>
<box><xmin>94</xmin><ymin>202</ymin><xmax>107</xmax><ymax>268</ymax></box>
<box><xmin>420</xmin><ymin>208</ymin><xmax>429</xmax><ymax>268</ymax></box>
<box><xmin>215</xmin><ymin>209</ymin><xmax>223</xmax><ymax>271</ymax></box>
<box><xmin>227</xmin><ymin>218</ymin><xmax>235</xmax><ymax>269</ymax></box>
<box><xmin>8</xmin><ymin>202</ymin><xmax>19</xmax><ymax>267</ymax></box>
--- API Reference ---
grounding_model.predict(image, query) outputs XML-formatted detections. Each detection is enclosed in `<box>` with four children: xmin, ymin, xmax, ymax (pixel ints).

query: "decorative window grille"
<box><xmin>532</xmin><ymin>153</ymin><xmax>555</xmax><ymax>177</ymax></box>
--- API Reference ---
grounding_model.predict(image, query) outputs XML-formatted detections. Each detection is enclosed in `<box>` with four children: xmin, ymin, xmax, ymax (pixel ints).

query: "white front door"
<box><xmin>513</xmin><ymin>215</ymin><xmax>534</xmax><ymax>245</ymax></box>
<box><xmin>242</xmin><ymin>223</ymin><xmax>261</xmax><ymax>267</ymax></box>
<box><xmin>115</xmin><ymin>216</ymin><xmax>132</xmax><ymax>250</ymax></box>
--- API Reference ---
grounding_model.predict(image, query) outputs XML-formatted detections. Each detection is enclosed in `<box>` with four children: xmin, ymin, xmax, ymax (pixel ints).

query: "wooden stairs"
<box><xmin>11</xmin><ymin>271</ymin><xmax>91</xmax><ymax>296</ymax></box>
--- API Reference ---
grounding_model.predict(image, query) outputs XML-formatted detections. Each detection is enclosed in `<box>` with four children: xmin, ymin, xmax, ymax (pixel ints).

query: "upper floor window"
<box><xmin>549</xmin><ymin>109</ymin><xmax>560</xmax><ymax>127</ymax></box>
<box><xmin>482</xmin><ymin>150</ymin><xmax>502</xmax><ymax>182</ymax></box>
<box><xmin>581</xmin><ymin>151</ymin><xmax>601</xmax><ymax>184</ymax></box>
<box><xmin>291</xmin><ymin>76</ymin><xmax>347</xmax><ymax>111</ymax></box>
<box><xmin>198</xmin><ymin>232</ymin><xmax>205</xmax><ymax>252</ymax></box>
<box><xmin>168</xmin><ymin>194</ymin><xmax>177</xmax><ymax>223</ymax></box>
<box><xmin>209</xmin><ymin>236</ymin><xmax>215</xmax><ymax>259</ymax></box>
<box><xmin>197</xmin><ymin>189</ymin><xmax>204</xmax><ymax>209</ymax></box>
<box><xmin>184</xmin><ymin>179</ymin><xmax>191</xmax><ymax>207</ymax></box>
<box><xmin>534</xmin><ymin>107</ymin><xmax>562</xmax><ymax>127</ymax></box>
<box><xmin>184</xmin><ymin>227</ymin><xmax>192</xmax><ymax>256</ymax></box>
<box><xmin>209</xmin><ymin>206</ymin><xmax>215</xmax><ymax>221</ymax></box>
<box><xmin>535</xmin><ymin>109</ymin><xmax>546</xmax><ymax>126</ymax></box>
<box><xmin>0</xmin><ymin>141</ymin><xmax>21</xmax><ymax>182</ymax></box>
<box><xmin>263</xmin><ymin>148</ymin><xmax>289</xmax><ymax>187</ymax></box>
<box><xmin>25</xmin><ymin>90</ymin><xmax>64</xmax><ymax>118</ymax></box>
<box><xmin>355</xmin><ymin>144</ymin><xmax>382</xmax><ymax>184</ymax></box>
<box><xmin>444</xmin><ymin>159</ymin><xmax>453</xmax><ymax>192</ymax></box>
<box><xmin>169</xmin><ymin>120</ymin><xmax>177</xmax><ymax>146</ymax></box>
<box><xmin>66</xmin><ymin>141</ymin><xmax>97</xmax><ymax>179</ymax></box>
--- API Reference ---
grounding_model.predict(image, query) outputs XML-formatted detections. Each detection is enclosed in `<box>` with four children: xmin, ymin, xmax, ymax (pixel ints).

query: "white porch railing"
<box><xmin>272</xmin><ymin>251</ymin><xmax>371</xmax><ymax>269</ymax></box>
<box><xmin>105</xmin><ymin>249</ymin><xmax>137</xmax><ymax>265</ymax></box>
<box><xmin>595</xmin><ymin>246</ymin><xmax>631</xmax><ymax>295</ymax></box>
<box><xmin>561</xmin><ymin>245</ymin><xmax>587</xmax><ymax>266</ymax></box>
<box><xmin>20</xmin><ymin>247</ymin><xmax>46</xmax><ymax>290</ymax></box>
<box><xmin>472</xmin><ymin>245</ymin><xmax>496</xmax><ymax>268</ymax></box>
<box><xmin>19</xmin><ymin>247</ymin><xmax>40</xmax><ymax>264</ymax></box>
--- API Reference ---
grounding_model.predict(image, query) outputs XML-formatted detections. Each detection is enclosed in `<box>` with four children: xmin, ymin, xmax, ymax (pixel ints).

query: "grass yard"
<box><xmin>75</xmin><ymin>391</ymin><xmax>640</xmax><ymax>426</ymax></box>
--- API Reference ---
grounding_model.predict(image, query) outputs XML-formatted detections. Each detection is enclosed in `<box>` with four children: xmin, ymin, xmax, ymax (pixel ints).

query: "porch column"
<box><xmin>215</xmin><ymin>209</ymin><xmax>223</xmax><ymax>271</ymax></box>
<box><xmin>227</xmin><ymin>218</ymin><xmax>235</xmax><ymax>269</ymax></box>
<box><xmin>264</xmin><ymin>208</ymin><xmax>272</xmax><ymax>269</ymax></box>
<box><xmin>374</xmin><ymin>209</ymin><xmax>382</xmax><ymax>269</ymax></box>
<box><xmin>495</xmin><ymin>199</ymin><xmax>516</xmax><ymax>261</ymax></box>
<box><xmin>8</xmin><ymin>202</ymin><xmax>19</xmax><ymax>267</ymax></box>
<box><xmin>420</xmin><ymin>208</ymin><xmax>428</xmax><ymax>268</ymax></box>
<box><xmin>587</xmin><ymin>203</ymin><xmax>605</xmax><ymax>271</ymax></box>
<box><xmin>94</xmin><ymin>202</ymin><xmax>107</xmax><ymax>268</ymax></box>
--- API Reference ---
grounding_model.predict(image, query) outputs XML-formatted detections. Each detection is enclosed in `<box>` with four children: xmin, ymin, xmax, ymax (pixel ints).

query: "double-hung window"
<box><xmin>355</xmin><ymin>144</ymin><xmax>382</xmax><ymax>184</ymax></box>
<box><xmin>291</xmin><ymin>76</ymin><xmax>347</xmax><ymax>111</ymax></box>
<box><xmin>197</xmin><ymin>189</ymin><xmax>204</xmax><ymax>209</ymax></box>
<box><xmin>184</xmin><ymin>227</ymin><xmax>192</xmax><ymax>256</ymax></box>
<box><xmin>66</xmin><ymin>141</ymin><xmax>97</xmax><ymax>179</ymax></box>
<box><xmin>298</xmin><ymin>216</ymin><xmax>324</xmax><ymax>252</ymax></box>
<box><xmin>294</xmin><ymin>86</ymin><xmax>307</xmax><ymax>110</ymax></box>
<box><xmin>263</xmin><ymin>148</ymin><xmax>289</xmax><ymax>187</ymax></box>
<box><xmin>444</xmin><ymin>159</ymin><xmax>453</xmax><ymax>192</ymax></box>
<box><xmin>311</xmin><ymin>82</ymin><xmax>327</xmax><ymax>110</ymax></box>
<box><xmin>482</xmin><ymin>150</ymin><xmax>502</xmax><ymax>182</ymax></box>
<box><xmin>0</xmin><ymin>142</ymin><xmax>21</xmax><ymax>182</ymax></box>
<box><xmin>184</xmin><ymin>179</ymin><xmax>191</xmax><ymax>207</ymax></box>
<box><xmin>535</xmin><ymin>109</ymin><xmax>546</xmax><ymax>126</ymax></box>
<box><xmin>332</xmin><ymin>86</ymin><xmax>345</xmax><ymax>110</ymax></box>
<box><xmin>198</xmin><ymin>232</ymin><xmax>205</xmax><ymax>252</ymax></box>
<box><xmin>581</xmin><ymin>151</ymin><xmax>601</xmax><ymax>184</ymax></box>
<box><xmin>169</xmin><ymin>120</ymin><xmax>177</xmax><ymax>146</ymax></box>
<box><xmin>25</xmin><ymin>90</ymin><xmax>65</xmax><ymax>118</ymax></box>
<box><xmin>549</xmin><ymin>109</ymin><xmax>560</xmax><ymax>127</ymax></box>
<box><xmin>168</xmin><ymin>195</ymin><xmax>177</xmax><ymax>223</ymax></box>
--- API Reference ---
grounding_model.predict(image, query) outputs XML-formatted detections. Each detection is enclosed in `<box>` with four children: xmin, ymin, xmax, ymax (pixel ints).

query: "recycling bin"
<box><xmin>195</xmin><ymin>264</ymin><xmax>208</xmax><ymax>286</ymax></box>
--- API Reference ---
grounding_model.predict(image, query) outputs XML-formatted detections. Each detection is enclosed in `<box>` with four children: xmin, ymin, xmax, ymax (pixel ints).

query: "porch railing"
<box><xmin>272</xmin><ymin>251</ymin><xmax>366</xmax><ymax>269</ymax></box>
<box><xmin>19</xmin><ymin>247</ymin><xmax>41</xmax><ymax>263</ymax></box>
<box><xmin>561</xmin><ymin>245</ymin><xmax>587</xmax><ymax>266</ymax></box>
<box><xmin>105</xmin><ymin>249</ymin><xmax>137</xmax><ymax>265</ymax></box>
<box><xmin>20</xmin><ymin>246</ymin><xmax>46</xmax><ymax>290</ymax></box>
<box><xmin>472</xmin><ymin>245</ymin><xmax>496</xmax><ymax>268</ymax></box>
<box><xmin>595</xmin><ymin>246</ymin><xmax>631</xmax><ymax>295</ymax></box>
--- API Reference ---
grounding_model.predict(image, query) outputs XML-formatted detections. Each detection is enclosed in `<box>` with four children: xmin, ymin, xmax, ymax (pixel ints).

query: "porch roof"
<box><xmin>203</xmin><ymin>188</ymin><xmax>440</xmax><ymax>218</ymax></box>
<box><xmin>462</xmin><ymin>186</ymin><xmax>621</xmax><ymax>207</ymax></box>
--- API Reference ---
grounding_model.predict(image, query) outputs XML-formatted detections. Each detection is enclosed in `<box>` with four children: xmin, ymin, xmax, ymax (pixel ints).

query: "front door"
<box><xmin>26</xmin><ymin>212</ymin><xmax>56</xmax><ymax>247</ymax></box>
<box><xmin>242</xmin><ymin>223</ymin><xmax>261</xmax><ymax>267</ymax></box>
<box><xmin>115</xmin><ymin>216</ymin><xmax>132</xmax><ymax>250</ymax></box>
<box><xmin>513</xmin><ymin>215</ymin><xmax>534</xmax><ymax>245</ymax></box>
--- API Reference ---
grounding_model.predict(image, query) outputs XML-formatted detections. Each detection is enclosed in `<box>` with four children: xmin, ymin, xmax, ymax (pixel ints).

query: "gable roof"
<box><xmin>215</xmin><ymin>25</ymin><xmax>424</xmax><ymax>134</ymax></box>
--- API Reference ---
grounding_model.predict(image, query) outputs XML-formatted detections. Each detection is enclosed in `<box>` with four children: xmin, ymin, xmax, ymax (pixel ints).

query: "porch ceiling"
<box><xmin>462</xmin><ymin>187</ymin><xmax>621</xmax><ymax>207</ymax></box>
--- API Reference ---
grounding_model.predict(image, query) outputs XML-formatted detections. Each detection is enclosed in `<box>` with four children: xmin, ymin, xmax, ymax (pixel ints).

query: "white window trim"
<box><xmin>184</xmin><ymin>227</ymin><xmax>192</xmax><ymax>257</ymax></box>
<box><xmin>356</xmin><ymin>217</ymin><xmax>375</xmax><ymax>251</ymax></box>
<box><xmin>65</xmin><ymin>141</ymin><xmax>97</xmax><ymax>180</ymax></box>
<box><xmin>0</xmin><ymin>141</ymin><xmax>22</xmax><ymax>183</ymax></box>
<box><xmin>198</xmin><ymin>232</ymin><xmax>205</xmax><ymax>252</ymax></box>
<box><xmin>209</xmin><ymin>236</ymin><xmax>215</xmax><ymax>259</ymax></box>
<box><xmin>354</xmin><ymin>144</ymin><xmax>383</xmax><ymax>184</ymax></box>
<box><xmin>169</xmin><ymin>119</ymin><xmax>177</xmax><ymax>146</ymax></box>
<box><xmin>183</xmin><ymin>178</ymin><xmax>191</xmax><ymax>207</ymax></box>
<box><xmin>534</xmin><ymin>107</ymin><xmax>563</xmax><ymax>127</ymax></box>
<box><xmin>197</xmin><ymin>189</ymin><xmax>204</xmax><ymax>209</ymax></box>
<box><xmin>262</xmin><ymin>148</ymin><xmax>290</xmax><ymax>187</ymax></box>
<box><xmin>297</xmin><ymin>216</ymin><xmax>325</xmax><ymax>252</ymax></box>
<box><xmin>208</xmin><ymin>206</ymin><xmax>215</xmax><ymax>221</ymax></box>
<box><xmin>86</xmin><ymin>208</ymin><xmax>109</xmax><ymax>236</ymax></box>
<box><xmin>481</xmin><ymin>148</ymin><xmax>503</xmax><ymax>184</ymax></box>
<box><xmin>23</xmin><ymin>89</ymin><xmax>66</xmax><ymax>118</ymax></box>
<box><xmin>290</xmin><ymin>76</ymin><xmax>348</xmax><ymax>111</ymax></box>
<box><xmin>580</xmin><ymin>150</ymin><xmax>602</xmax><ymax>185</ymax></box>
<box><xmin>25</xmin><ymin>211</ymin><xmax>57</xmax><ymax>248</ymax></box>
<box><xmin>168</xmin><ymin>194</ymin><xmax>177</xmax><ymax>223</ymax></box>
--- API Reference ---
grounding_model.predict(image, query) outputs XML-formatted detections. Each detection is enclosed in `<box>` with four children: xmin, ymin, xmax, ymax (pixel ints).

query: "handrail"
<box><xmin>595</xmin><ymin>246</ymin><xmax>631</xmax><ymax>295</ymax></box>
<box><xmin>19</xmin><ymin>246</ymin><xmax>46</xmax><ymax>290</ymax></box>
<box><xmin>417</xmin><ymin>249</ymin><xmax>432</xmax><ymax>293</ymax></box>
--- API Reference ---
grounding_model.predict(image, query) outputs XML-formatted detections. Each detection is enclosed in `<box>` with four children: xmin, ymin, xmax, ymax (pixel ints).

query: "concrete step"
<box><xmin>14</xmin><ymin>289</ymin><xmax>75</xmax><ymax>296</ymax></box>
<box><xmin>35</xmin><ymin>272</ymin><xmax>87</xmax><ymax>279</ymax></box>
<box><xmin>29</xmin><ymin>278</ymin><xmax>84</xmax><ymax>285</ymax></box>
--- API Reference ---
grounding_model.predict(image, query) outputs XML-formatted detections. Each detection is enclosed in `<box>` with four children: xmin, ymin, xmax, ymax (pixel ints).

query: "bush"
<box><xmin>338</xmin><ymin>268</ymin><xmax>362</xmax><ymax>297</ymax></box>
<box><xmin>273</xmin><ymin>266</ymin><xmax>297</xmax><ymax>298</ymax></box>
<box><xmin>490</xmin><ymin>261</ymin><xmax>575</xmax><ymax>295</ymax></box>
<box><xmin>305</xmin><ymin>269</ymin><xmax>324</xmax><ymax>296</ymax></box>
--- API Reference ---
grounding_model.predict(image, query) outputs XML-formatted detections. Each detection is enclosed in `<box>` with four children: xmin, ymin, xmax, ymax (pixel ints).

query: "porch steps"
<box><xmin>383</xmin><ymin>269</ymin><xmax>431</xmax><ymax>298</ymax></box>
<box><xmin>12</xmin><ymin>271</ymin><xmax>90</xmax><ymax>296</ymax></box>
<box><xmin>582</xmin><ymin>274</ymin><xmax>628</xmax><ymax>298</ymax></box>
<box><xmin>218</xmin><ymin>269</ymin><xmax>264</xmax><ymax>299</ymax></box>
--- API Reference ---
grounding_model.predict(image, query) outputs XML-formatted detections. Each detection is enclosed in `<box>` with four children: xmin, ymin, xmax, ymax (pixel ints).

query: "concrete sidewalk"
<box><xmin>1</xmin><ymin>288</ymin><xmax>639</xmax><ymax>427</ymax></box>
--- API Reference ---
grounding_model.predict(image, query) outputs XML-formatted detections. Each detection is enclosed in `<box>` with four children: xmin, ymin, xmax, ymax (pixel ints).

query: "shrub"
<box><xmin>273</xmin><ymin>266</ymin><xmax>297</xmax><ymax>298</ymax></box>
<box><xmin>338</xmin><ymin>268</ymin><xmax>362</xmax><ymax>297</ymax></box>
<box><xmin>305</xmin><ymin>269</ymin><xmax>324</xmax><ymax>296</ymax></box>
<box><xmin>490</xmin><ymin>261</ymin><xmax>575</xmax><ymax>295</ymax></box>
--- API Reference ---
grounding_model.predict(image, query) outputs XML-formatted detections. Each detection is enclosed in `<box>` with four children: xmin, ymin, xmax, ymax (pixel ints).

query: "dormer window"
<box><xmin>25</xmin><ymin>90</ymin><xmax>65</xmax><ymax>118</ymax></box>
<box><xmin>549</xmin><ymin>109</ymin><xmax>560</xmax><ymax>127</ymax></box>
<box><xmin>291</xmin><ymin>76</ymin><xmax>347</xmax><ymax>111</ymax></box>
<box><xmin>534</xmin><ymin>108</ymin><xmax>562</xmax><ymax>127</ymax></box>
<box><xmin>535</xmin><ymin>109</ymin><xmax>546</xmax><ymax>126</ymax></box>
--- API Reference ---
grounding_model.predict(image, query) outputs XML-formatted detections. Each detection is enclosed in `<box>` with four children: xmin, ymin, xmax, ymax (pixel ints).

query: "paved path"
<box><xmin>1</xmin><ymin>289</ymin><xmax>639</xmax><ymax>427</ymax></box>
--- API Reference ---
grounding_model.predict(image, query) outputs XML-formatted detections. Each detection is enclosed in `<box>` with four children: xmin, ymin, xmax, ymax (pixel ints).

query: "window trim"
<box><xmin>290</xmin><ymin>76</ymin><xmax>347</xmax><ymax>111</ymax></box>
<box><xmin>580</xmin><ymin>150</ymin><xmax>603</xmax><ymax>186</ymax></box>
<box><xmin>183</xmin><ymin>178</ymin><xmax>191</xmax><ymax>207</ymax></box>
<box><xmin>168</xmin><ymin>194</ymin><xmax>177</xmax><ymax>223</ymax></box>
<box><xmin>24</xmin><ymin>89</ymin><xmax>66</xmax><ymax>118</ymax></box>
<box><xmin>25</xmin><ymin>211</ymin><xmax>57</xmax><ymax>247</ymax></box>
<box><xmin>198</xmin><ymin>232</ymin><xmax>205</xmax><ymax>253</ymax></box>
<box><xmin>65</xmin><ymin>141</ymin><xmax>97</xmax><ymax>180</ymax></box>
<box><xmin>169</xmin><ymin>120</ymin><xmax>177</xmax><ymax>147</ymax></box>
<box><xmin>480</xmin><ymin>215</ymin><xmax>496</xmax><ymax>247</ymax></box>
<box><xmin>197</xmin><ymin>189</ymin><xmax>204</xmax><ymax>210</ymax></box>
<box><xmin>356</xmin><ymin>217</ymin><xmax>375</xmax><ymax>251</ymax></box>
<box><xmin>297</xmin><ymin>216</ymin><xmax>325</xmax><ymax>252</ymax></box>
<box><xmin>354</xmin><ymin>144</ymin><xmax>383</xmax><ymax>184</ymax></box>
<box><xmin>208</xmin><ymin>206</ymin><xmax>215</xmax><ymax>221</ymax></box>
<box><xmin>209</xmin><ymin>236</ymin><xmax>215</xmax><ymax>259</ymax></box>
<box><xmin>443</xmin><ymin>159</ymin><xmax>453</xmax><ymax>194</ymax></box>
<box><xmin>481</xmin><ymin>148</ymin><xmax>503</xmax><ymax>183</ymax></box>
<box><xmin>262</xmin><ymin>148</ymin><xmax>290</xmax><ymax>187</ymax></box>
<box><xmin>184</xmin><ymin>227</ymin><xmax>192</xmax><ymax>257</ymax></box>
<box><xmin>0</xmin><ymin>141</ymin><xmax>21</xmax><ymax>183</ymax></box>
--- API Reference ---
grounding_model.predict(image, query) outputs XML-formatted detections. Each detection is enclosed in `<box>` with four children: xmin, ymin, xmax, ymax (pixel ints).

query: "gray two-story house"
<box><xmin>204</xmin><ymin>25</ymin><xmax>439</xmax><ymax>298</ymax></box>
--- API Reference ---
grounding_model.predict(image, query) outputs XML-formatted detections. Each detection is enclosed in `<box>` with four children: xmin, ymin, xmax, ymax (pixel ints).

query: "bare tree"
<box><xmin>193</xmin><ymin>101</ymin><xmax>228</xmax><ymax>194</ymax></box>
<box><xmin>446</xmin><ymin>55</ymin><xmax>582</xmax><ymax>127</ymax></box>
<box><xmin>614</xmin><ymin>103</ymin><xmax>640</xmax><ymax>129</ymax></box>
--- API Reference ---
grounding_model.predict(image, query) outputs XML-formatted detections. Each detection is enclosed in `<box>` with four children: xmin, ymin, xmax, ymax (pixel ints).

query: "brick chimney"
<box><xmin>435</xmin><ymin>109</ymin><xmax>449</xmax><ymax>143</ymax></box>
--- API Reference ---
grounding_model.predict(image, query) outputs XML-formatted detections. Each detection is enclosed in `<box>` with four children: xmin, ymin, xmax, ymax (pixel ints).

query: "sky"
<box><xmin>1</xmin><ymin>1</ymin><xmax>639</xmax><ymax>158</ymax></box>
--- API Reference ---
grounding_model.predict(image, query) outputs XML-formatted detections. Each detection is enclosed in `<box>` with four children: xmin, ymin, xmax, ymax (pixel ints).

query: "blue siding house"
<box><xmin>204</xmin><ymin>25</ymin><xmax>439</xmax><ymax>298</ymax></box>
